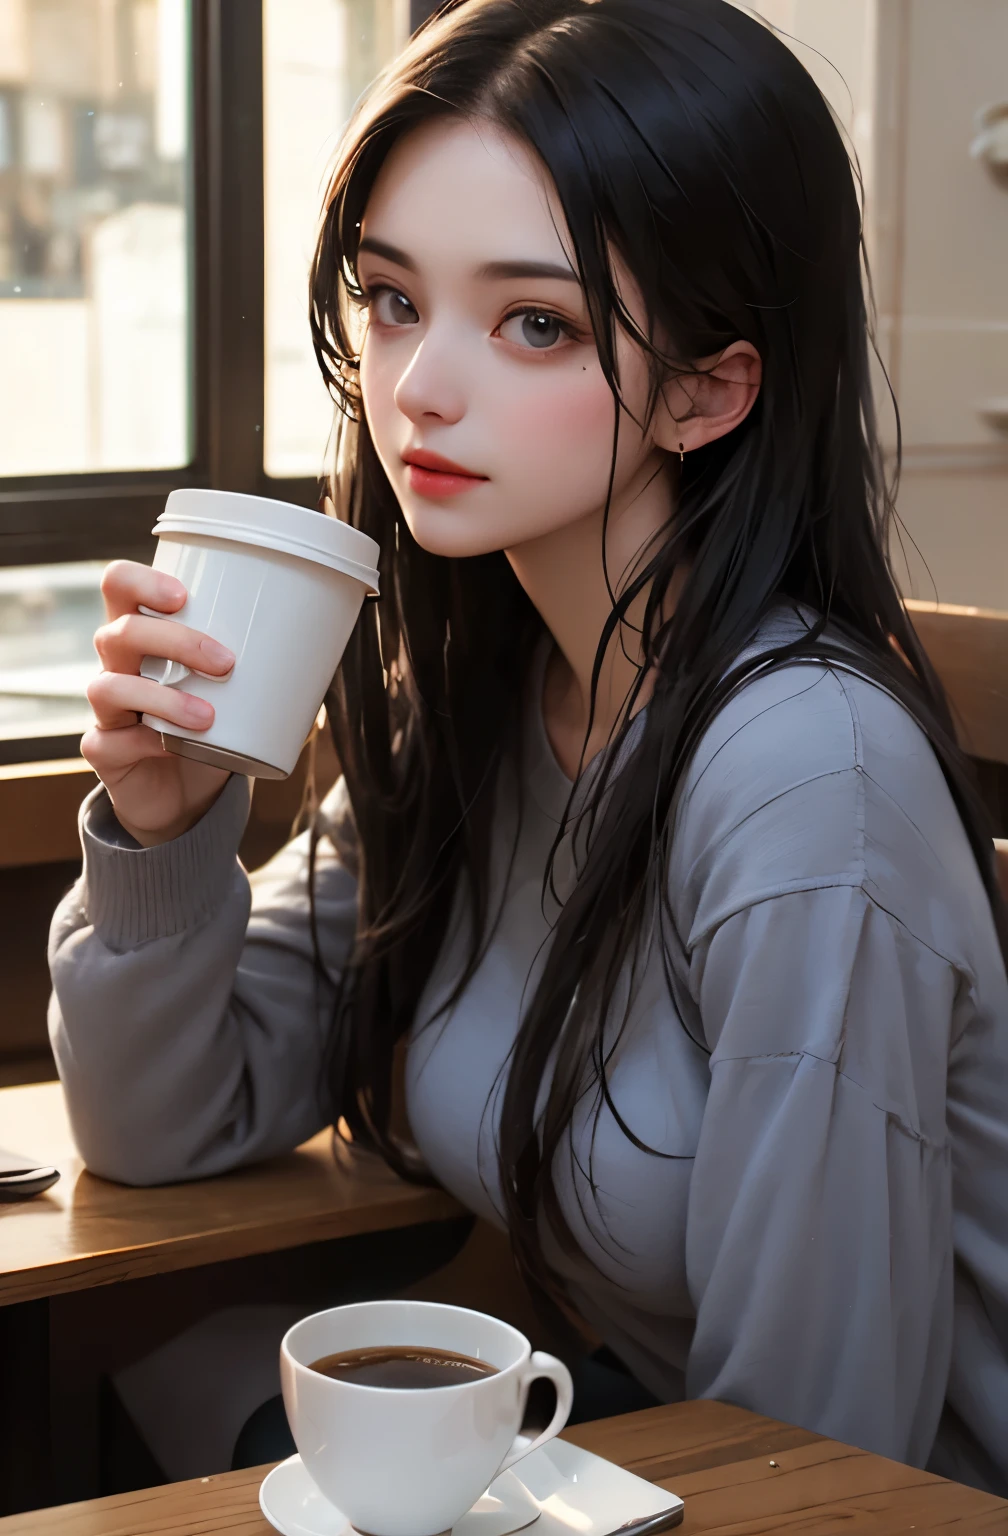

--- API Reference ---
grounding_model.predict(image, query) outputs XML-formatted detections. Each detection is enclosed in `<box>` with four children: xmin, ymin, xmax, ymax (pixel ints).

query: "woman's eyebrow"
<box><xmin>476</xmin><ymin>259</ymin><xmax>580</xmax><ymax>283</ymax></box>
<box><xmin>356</xmin><ymin>238</ymin><xmax>579</xmax><ymax>286</ymax></box>
<box><xmin>357</xmin><ymin>237</ymin><xmax>417</xmax><ymax>271</ymax></box>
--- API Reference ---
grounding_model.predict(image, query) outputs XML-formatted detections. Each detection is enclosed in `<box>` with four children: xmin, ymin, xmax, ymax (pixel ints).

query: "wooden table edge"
<box><xmin>0</xmin><ymin>1186</ymin><xmax>465</xmax><ymax>1307</ymax></box>
<box><xmin>3</xmin><ymin>1401</ymin><xmax>1006</xmax><ymax>1534</ymax></box>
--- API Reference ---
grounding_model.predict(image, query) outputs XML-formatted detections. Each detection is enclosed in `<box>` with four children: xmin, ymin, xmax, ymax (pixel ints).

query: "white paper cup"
<box><xmin>280</xmin><ymin>1300</ymin><xmax>574</xmax><ymax>1536</ymax></box>
<box><xmin>138</xmin><ymin>488</ymin><xmax>379</xmax><ymax>779</ymax></box>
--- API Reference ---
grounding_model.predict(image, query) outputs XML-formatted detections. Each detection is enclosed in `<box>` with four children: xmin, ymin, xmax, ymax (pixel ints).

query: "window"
<box><xmin>263</xmin><ymin>0</ymin><xmax>408</xmax><ymax>478</ymax></box>
<box><xmin>0</xmin><ymin>561</ymin><xmax>104</xmax><ymax>748</ymax></box>
<box><xmin>0</xmin><ymin>0</ymin><xmax>420</xmax><ymax>762</ymax></box>
<box><xmin>0</xmin><ymin>0</ymin><xmax>191</xmax><ymax>478</ymax></box>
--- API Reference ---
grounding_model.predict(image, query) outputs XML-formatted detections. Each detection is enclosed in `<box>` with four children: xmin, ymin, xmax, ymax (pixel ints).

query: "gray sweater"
<box><xmin>48</xmin><ymin>620</ymin><xmax>1008</xmax><ymax>1493</ymax></box>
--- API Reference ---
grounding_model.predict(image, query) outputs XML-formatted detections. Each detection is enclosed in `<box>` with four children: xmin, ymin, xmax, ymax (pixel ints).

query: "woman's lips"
<box><xmin>402</xmin><ymin>450</ymin><xmax>488</xmax><ymax>500</ymax></box>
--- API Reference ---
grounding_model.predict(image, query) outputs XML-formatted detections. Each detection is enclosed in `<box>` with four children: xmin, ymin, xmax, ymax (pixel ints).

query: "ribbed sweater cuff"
<box><xmin>80</xmin><ymin>774</ymin><xmax>253</xmax><ymax>949</ymax></box>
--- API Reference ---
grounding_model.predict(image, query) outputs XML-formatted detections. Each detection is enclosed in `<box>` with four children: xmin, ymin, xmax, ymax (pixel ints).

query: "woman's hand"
<box><xmin>83</xmin><ymin>561</ymin><xmax>236</xmax><ymax>847</ymax></box>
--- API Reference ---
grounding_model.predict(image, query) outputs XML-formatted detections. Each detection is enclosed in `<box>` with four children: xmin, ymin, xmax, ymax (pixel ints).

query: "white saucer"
<box><xmin>259</xmin><ymin>1437</ymin><xmax>683</xmax><ymax>1536</ymax></box>
<box><xmin>259</xmin><ymin>1457</ymin><xmax>540</xmax><ymax>1536</ymax></box>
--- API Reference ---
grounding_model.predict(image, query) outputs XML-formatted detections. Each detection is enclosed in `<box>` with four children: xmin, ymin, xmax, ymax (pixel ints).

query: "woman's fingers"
<box><xmin>84</xmin><ymin>565</ymin><xmax>234</xmax><ymax>843</ymax></box>
<box><xmin>87</xmin><ymin>670</ymin><xmax>216</xmax><ymax>733</ymax></box>
<box><xmin>101</xmin><ymin>559</ymin><xmax>187</xmax><ymax>623</ymax></box>
<box><xmin>80</xmin><ymin>722</ymin><xmax>173</xmax><ymax>777</ymax></box>
<box><xmin>94</xmin><ymin>611</ymin><xmax>235</xmax><ymax>678</ymax></box>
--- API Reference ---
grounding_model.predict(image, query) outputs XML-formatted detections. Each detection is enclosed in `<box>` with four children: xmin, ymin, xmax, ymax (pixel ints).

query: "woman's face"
<box><xmin>356</xmin><ymin>115</ymin><xmax>672</xmax><ymax>561</ymax></box>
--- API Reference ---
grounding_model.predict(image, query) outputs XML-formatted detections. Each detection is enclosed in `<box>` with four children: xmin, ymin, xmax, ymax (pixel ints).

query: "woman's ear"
<box><xmin>654</xmin><ymin>340</ymin><xmax>762</xmax><ymax>454</ymax></box>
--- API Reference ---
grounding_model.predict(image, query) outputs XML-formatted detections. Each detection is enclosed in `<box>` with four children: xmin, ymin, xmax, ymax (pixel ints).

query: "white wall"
<box><xmin>875</xmin><ymin>0</ymin><xmax>1008</xmax><ymax>607</ymax></box>
<box><xmin>747</xmin><ymin>0</ymin><xmax>1008</xmax><ymax>609</ymax></box>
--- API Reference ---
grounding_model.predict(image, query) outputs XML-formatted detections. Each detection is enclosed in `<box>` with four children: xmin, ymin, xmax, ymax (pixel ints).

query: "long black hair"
<box><xmin>308</xmin><ymin>0</ymin><xmax>1006</xmax><ymax>1315</ymax></box>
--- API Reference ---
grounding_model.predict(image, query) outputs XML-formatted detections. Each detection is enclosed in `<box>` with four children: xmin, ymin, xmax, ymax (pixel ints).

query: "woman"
<box><xmin>50</xmin><ymin>0</ymin><xmax>1008</xmax><ymax>1491</ymax></box>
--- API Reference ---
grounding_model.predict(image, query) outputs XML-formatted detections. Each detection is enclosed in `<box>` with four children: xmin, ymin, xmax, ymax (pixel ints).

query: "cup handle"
<box><xmin>496</xmin><ymin>1351</ymin><xmax>574</xmax><ymax>1476</ymax></box>
<box><xmin>137</xmin><ymin>606</ymin><xmax>192</xmax><ymax>688</ymax></box>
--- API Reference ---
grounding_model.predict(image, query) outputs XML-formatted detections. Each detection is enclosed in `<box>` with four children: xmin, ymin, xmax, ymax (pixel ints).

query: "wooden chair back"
<box><xmin>905</xmin><ymin>599</ymin><xmax>1008</xmax><ymax>768</ymax></box>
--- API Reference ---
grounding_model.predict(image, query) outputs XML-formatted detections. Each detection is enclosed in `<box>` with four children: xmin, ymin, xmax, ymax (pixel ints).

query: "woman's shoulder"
<box><xmin>681</xmin><ymin>638</ymin><xmax>937</xmax><ymax>819</ymax></box>
<box><xmin>672</xmin><ymin>631</ymin><xmax>992</xmax><ymax>969</ymax></box>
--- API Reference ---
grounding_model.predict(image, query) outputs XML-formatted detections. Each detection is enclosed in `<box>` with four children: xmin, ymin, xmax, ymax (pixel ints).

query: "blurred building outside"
<box><xmin>0</xmin><ymin>560</ymin><xmax>105</xmax><ymax>738</ymax></box>
<box><xmin>0</xmin><ymin>0</ymin><xmax>190</xmax><ymax>740</ymax></box>
<box><xmin>0</xmin><ymin>0</ymin><xmax>189</xmax><ymax>478</ymax></box>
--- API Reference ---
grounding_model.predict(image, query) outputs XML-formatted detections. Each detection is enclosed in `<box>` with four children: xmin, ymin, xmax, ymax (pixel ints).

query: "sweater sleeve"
<box><xmin>683</xmin><ymin>881</ymin><xmax>956</xmax><ymax>1468</ymax></box>
<box><xmin>669</xmin><ymin>659</ymin><xmax>1000</xmax><ymax>1471</ymax></box>
<box><xmin>47</xmin><ymin>773</ymin><xmax>359</xmax><ymax>1185</ymax></box>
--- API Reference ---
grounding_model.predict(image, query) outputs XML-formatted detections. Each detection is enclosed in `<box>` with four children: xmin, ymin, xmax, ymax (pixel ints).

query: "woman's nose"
<box><xmin>393</xmin><ymin>333</ymin><xmax>466</xmax><ymax>425</ymax></box>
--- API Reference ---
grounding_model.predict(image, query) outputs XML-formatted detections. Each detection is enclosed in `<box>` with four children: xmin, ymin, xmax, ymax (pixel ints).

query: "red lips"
<box><xmin>401</xmin><ymin>447</ymin><xmax>489</xmax><ymax>500</ymax></box>
<box><xmin>401</xmin><ymin>448</ymin><xmax>487</xmax><ymax>479</ymax></box>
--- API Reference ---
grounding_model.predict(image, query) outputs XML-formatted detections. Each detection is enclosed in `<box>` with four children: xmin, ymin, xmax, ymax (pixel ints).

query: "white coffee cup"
<box><xmin>138</xmin><ymin>488</ymin><xmax>380</xmax><ymax>779</ymax></box>
<box><xmin>280</xmin><ymin>1300</ymin><xmax>574</xmax><ymax>1536</ymax></box>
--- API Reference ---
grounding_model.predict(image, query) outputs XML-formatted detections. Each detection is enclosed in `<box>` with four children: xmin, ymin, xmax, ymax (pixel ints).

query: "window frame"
<box><xmin>0</xmin><ymin>0</ymin><xmax>320</xmax><ymax>577</ymax></box>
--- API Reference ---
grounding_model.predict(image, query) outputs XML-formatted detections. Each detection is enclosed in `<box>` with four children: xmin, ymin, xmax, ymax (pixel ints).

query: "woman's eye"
<box><xmin>370</xmin><ymin>288</ymin><xmax>419</xmax><ymax>327</ymax></box>
<box><xmin>498</xmin><ymin>310</ymin><xmax>568</xmax><ymax>350</ymax></box>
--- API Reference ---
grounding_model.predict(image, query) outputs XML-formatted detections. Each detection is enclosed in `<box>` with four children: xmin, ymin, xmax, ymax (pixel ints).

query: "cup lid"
<box><xmin>153</xmin><ymin>488</ymin><xmax>380</xmax><ymax>593</ymax></box>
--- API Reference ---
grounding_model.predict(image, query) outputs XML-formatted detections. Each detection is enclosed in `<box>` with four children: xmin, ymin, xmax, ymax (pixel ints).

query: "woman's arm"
<box><xmin>684</xmin><ymin>881</ymin><xmax>955</xmax><ymax>1466</ymax></box>
<box><xmin>48</xmin><ymin>773</ymin><xmax>359</xmax><ymax>1185</ymax></box>
<box><xmin>673</xmin><ymin>659</ymin><xmax>1008</xmax><ymax>1474</ymax></box>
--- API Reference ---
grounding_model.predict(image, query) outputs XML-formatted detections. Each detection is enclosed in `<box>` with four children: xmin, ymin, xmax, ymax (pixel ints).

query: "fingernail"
<box><xmin>185</xmin><ymin>697</ymin><xmax>214</xmax><ymax>724</ymax></box>
<box><xmin>160</xmin><ymin>578</ymin><xmax>185</xmax><ymax>602</ymax></box>
<box><xmin>200</xmin><ymin>637</ymin><xmax>235</xmax><ymax>669</ymax></box>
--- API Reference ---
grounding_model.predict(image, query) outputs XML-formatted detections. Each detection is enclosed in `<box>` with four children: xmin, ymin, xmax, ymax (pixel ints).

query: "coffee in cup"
<box><xmin>280</xmin><ymin>1299</ymin><xmax>574</xmax><ymax>1536</ymax></box>
<box><xmin>138</xmin><ymin>487</ymin><xmax>380</xmax><ymax>779</ymax></box>
<box><xmin>309</xmin><ymin>1344</ymin><xmax>499</xmax><ymax>1389</ymax></box>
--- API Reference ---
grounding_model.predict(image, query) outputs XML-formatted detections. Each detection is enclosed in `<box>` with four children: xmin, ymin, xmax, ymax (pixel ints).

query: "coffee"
<box><xmin>282</xmin><ymin>1300</ymin><xmax>574</xmax><ymax>1536</ymax></box>
<box><xmin>309</xmin><ymin>1345</ymin><xmax>498</xmax><ymax>1390</ymax></box>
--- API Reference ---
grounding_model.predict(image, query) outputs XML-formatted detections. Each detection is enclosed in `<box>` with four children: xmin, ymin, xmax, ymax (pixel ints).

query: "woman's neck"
<box><xmin>505</xmin><ymin>452</ymin><xmax>677</xmax><ymax>779</ymax></box>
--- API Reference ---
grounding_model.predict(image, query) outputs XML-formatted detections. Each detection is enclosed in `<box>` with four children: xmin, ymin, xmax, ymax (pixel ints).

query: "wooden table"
<box><xmin>0</xmin><ymin>1081</ymin><xmax>463</xmax><ymax>1513</ymax></box>
<box><xmin>0</xmin><ymin>1082</ymin><xmax>461</xmax><ymax>1306</ymax></box>
<box><xmin>1</xmin><ymin>1400</ymin><xmax>1005</xmax><ymax>1534</ymax></box>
